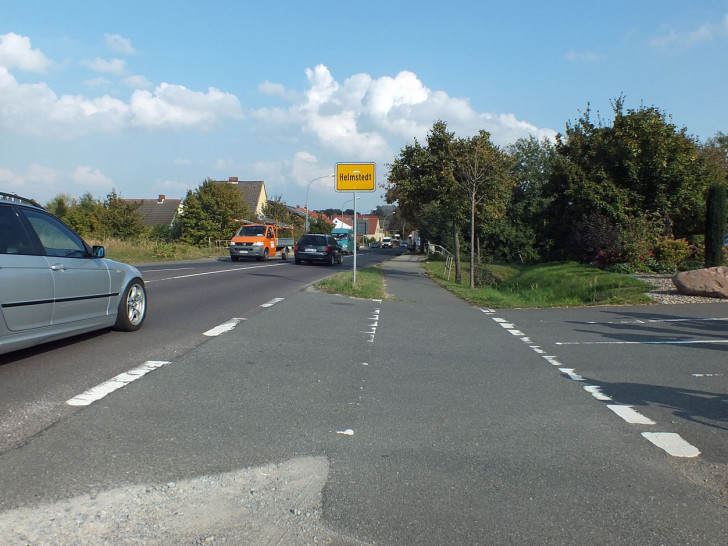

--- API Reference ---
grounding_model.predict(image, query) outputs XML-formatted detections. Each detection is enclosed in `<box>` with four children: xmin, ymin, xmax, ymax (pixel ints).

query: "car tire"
<box><xmin>295</xmin><ymin>258</ymin><xmax>302</xmax><ymax>264</ymax></box>
<box><xmin>337</xmin><ymin>253</ymin><xmax>343</xmax><ymax>264</ymax></box>
<box><xmin>327</xmin><ymin>254</ymin><xmax>334</xmax><ymax>266</ymax></box>
<box><xmin>113</xmin><ymin>278</ymin><xmax>146</xmax><ymax>332</ymax></box>
<box><xmin>231</xmin><ymin>256</ymin><xmax>239</xmax><ymax>262</ymax></box>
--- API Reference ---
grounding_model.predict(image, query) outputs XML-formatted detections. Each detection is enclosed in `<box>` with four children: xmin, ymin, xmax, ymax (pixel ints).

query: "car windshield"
<box><xmin>238</xmin><ymin>226</ymin><xmax>266</xmax><ymax>236</ymax></box>
<box><xmin>332</xmin><ymin>233</ymin><xmax>347</xmax><ymax>240</ymax></box>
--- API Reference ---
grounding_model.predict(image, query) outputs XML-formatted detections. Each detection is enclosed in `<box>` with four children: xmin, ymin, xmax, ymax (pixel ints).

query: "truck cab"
<box><xmin>331</xmin><ymin>228</ymin><xmax>354</xmax><ymax>255</ymax></box>
<box><xmin>229</xmin><ymin>223</ymin><xmax>294</xmax><ymax>261</ymax></box>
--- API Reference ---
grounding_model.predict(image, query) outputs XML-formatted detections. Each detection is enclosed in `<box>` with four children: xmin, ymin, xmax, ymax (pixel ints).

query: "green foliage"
<box><xmin>307</xmin><ymin>215</ymin><xmax>333</xmax><ymax>234</ymax></box>
<box><xmin>542</xmin><ymin>98</ymin><xmax>708</xmax><ymax>260</ymax></box>
<box><xmin>48</xmin><ymin>190</ymin><xmax>145</xmax><ymax>242</ymax></box>
<box><xmin>178</xmin><ymin>179</ymin><xmax>252</xmax><ymax>246</ymax></box>
<box><xmin>424</xmin><ymin>260</ymin><xmax>653</xmax><ymax>308</ymax></box>
<box><xmin>704</xmin><ymin>182</ymin><xmax>727</xmax><ymax>267</ymax></box>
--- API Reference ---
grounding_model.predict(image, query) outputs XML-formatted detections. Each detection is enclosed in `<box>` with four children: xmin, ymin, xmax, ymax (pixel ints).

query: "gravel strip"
<box><xmin>634</xmin><ymin>274</ymin><xmax>728</xmax><ymax>304</ymax></box>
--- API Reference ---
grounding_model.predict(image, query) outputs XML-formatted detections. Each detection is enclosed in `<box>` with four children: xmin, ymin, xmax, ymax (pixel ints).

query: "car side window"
<box><xmin>0</xmin><ymin>205</ymin><xmax>37</xmax><ymax>255</ymax></box>
<box><xmin>22</xmin><ymin>209</ymin><xmax>89</xmax><ymax>258</ymax></box>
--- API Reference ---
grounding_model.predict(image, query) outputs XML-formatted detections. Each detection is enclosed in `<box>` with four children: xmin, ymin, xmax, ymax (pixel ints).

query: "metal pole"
<box><xmin>305</xmin><ymin>174</ymin><xmax>333</xmax><ymax>232</ymax></box>
<box><xmin>353</xmin><ymin>191</ymin><xmax>358</xmax><ymax>284</ymax></box>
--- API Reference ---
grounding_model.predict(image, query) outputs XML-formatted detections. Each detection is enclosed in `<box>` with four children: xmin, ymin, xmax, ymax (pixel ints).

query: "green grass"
<box><xmin>314</xmin><ymin>267</ymin><xmax>386</xmax><ymax>300</ymax></box>
<box><xmin>423</xmin><ymin>260</ymin><xmax>655</xmax><ymax>308</ymax></box>
<box><xmin>90</xmin><ymin>238</ymin><xmax>229</xmax><ymax>264</ymax></box>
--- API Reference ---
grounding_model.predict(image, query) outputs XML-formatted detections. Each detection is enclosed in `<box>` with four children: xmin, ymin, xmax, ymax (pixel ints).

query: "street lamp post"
<box><xmin>305</xmin><ymin>174</ymin><xmax>334</xmax><ymax>232</ymax></box>
<box><xmin>341</xmin><ymin>196</ymin><xmax>359</xmax><ymax>228</ymax></box>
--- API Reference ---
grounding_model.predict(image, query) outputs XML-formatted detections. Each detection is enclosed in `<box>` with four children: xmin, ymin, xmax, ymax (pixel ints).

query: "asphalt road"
<box><xmin>0</xmin><ymin>250</ymin><xmax>394</xmax><ymax>454</ymax></box>
<box><xmin>0</xmin><ymin>253</ymin><xmax>726</xmax><ymax>544</ymax></box>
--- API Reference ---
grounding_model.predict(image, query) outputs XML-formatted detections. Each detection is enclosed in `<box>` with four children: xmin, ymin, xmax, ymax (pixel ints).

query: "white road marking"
<box><xmin>556</xmin><ymin>339</ymin><xmax>728</xmax><ymax>346</ymax></box>
<box><xmin>146</xmin><ymin>262</ymin><xmax>286</xmax><ymax>283</ymax></box>
<box><xmin>260</xmin><ymin>297</ymin><xmax>284</xmax><ymax>308</ymax></box>
<box><xmin>336</xmin><ymin>429</ymin><xmax>354</xmax><ymax>436</ymax></box>
<box><xmin>583</xmin><ymin>385</ymin><xmax>612</xmax><ymax>401</ymax></box>
<box><xmin>583</xmin><ymin>317</ymin><xmax>728</xmax><ymax>326</ymax></box>
<box><xmin>66</xmin><ymin>361</ymin><xmax>170</xmax><ymax>407</ymax></box>
<box><xmin>692</xmin><ymin>373</ymin><xmax>723</xmax><ymax>377</ymax></box>
<box><xmin>543</xmin><ymin>355</ymin><xmax>562</xmax><ymax>366</ymax></box>
<box><xmin>641</xmin><ymin>432</ymin><xmax>700</xmax><ymax>458</ymax></box>
<box><xmin>607</xmin><ymin>405</ymin><xmax>656</xmax><ymax>425</ymax></box>
<box><xmin>203</xmin><ymin>318</ymin><xmax>246</xmax><ymax>337</ymax></box>
<box><xmin>559</xmin><ymin>368</ymin><xmax>584</xmax><ymax>381</ymax></box>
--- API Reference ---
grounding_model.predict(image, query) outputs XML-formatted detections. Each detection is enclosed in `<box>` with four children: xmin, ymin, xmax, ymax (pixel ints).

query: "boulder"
<box><xmin>672</xmin><ymin>266</ymin><xmax>728</xmax><ymax>299</ymax></box>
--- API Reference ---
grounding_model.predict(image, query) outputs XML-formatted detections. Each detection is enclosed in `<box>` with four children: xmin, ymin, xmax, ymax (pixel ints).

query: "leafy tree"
<box><xmin>307</xmin><ymin>215</ymin><xmax>333</xmax><ymax>234</ymax></box>
<box><xmin>504</xmin><ymin>136</ymin><xmax>557</xmax><ymax>261</ymax></box>
<box><xmin>543</xmin><ymin>99</ymin><xmax>707</xmax><ymax>260</ymax></box>
<box><xmin>178</xmin><ymin>179</ymin><xmax>252</xmax><ymax>245</ymax></box>
<box><xmin>387</xmin><ymin>121</ymin><xmax>467</xmax><ymax>281</ymax></box>
<box><xmin>97</xmin><ymin>190</ymin><xmax>145</xmax><ymax>241</ymax></box>
<box><xmin>46</xmin><ymin>193</ymin><xmax>75</xmax><ymax>220</ymax></box>
<box><xmin>453</xmin><ymin>131</ymin><xmax>513</xmax><ymax>287</ymax></box>
<box><xmin>62</xmin><ymin>192</ymin><xmax>103</xmax><ymax>237</ymax></box>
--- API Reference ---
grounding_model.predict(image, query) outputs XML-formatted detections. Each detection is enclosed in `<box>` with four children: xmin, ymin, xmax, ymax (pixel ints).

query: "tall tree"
<box><xmin>453</xmin><ymin>131</ymin><xmax>513</xmax><ymax>288</ymax></box>
<box><xmin>178</xmin><ymin>179</ymin><xmax>252</xmax><ymax>246</ymax></box>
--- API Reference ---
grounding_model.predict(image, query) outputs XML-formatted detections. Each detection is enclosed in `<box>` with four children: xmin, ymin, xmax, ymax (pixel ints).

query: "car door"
<box><xmin>0</xmin><ymin>204</ymin><xmax>54</xmax><ymax>332</ymax></box>
<box><xmin>21</xmin><ymin>208</ymin><xmax>112</xmax><ymax>325</ymax></box>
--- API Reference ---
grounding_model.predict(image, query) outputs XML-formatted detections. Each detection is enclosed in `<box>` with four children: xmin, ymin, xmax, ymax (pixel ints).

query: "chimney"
<box><xmin>229</xmin><ymin>177</ymin><xmax>238</xmax><ymax>183</ymax></box>
<box><xmin>158</xmin><ymin>195</ymin><xmax>165</xmax><ymax>203</ymax></box>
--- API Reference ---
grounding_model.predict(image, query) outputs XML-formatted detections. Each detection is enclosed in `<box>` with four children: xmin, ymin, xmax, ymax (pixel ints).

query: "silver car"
<box><xmin>0</xmin><ymin>192</ymin><xmax>147</xmax><ymax>355</ymax></box>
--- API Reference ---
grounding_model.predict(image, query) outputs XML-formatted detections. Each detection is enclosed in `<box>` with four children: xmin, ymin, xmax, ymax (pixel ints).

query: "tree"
<box><xmin>453</xmin><ymin>131</ymin><xmax>513</xmax><ymax>288</ymax></box>
<box><xmin>543</xmin><ymin>99</ymin><xmax>708</xmax><ymax>260</ymax></box>
<box><xmin>387</xmin><ymin>121</ymin><xmax>467</xmax><ymax>281</ymax></box>
<box><xmin>504</xmin><ymin>136</ymin><xmax>556</xmax><ymax>261</ymax></box>
<box><xmin>98</xmin><ymin>190</ymin><xmax>145</xmax><ymax>241</ymax></box>
<box><xmin>62</xmin><ymin>192</ymin><xmax>103</xmax><ymax>237</ymax></box>
<box><xmin>178</xmin><ymin>179</ymin><xmax>252</xmax><ymax>246</ymax></box>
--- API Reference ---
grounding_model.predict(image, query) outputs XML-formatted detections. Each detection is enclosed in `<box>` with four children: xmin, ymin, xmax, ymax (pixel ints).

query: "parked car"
<box><xmin>294</xmin><ymin>234</ymin><xmax>343</xmax><ymax>265</ymax></box>
<box><xmin>0</xmin><ymin>192</ymin><xmax>147</xmax><ymax>355</ymax></box>
<box><xmin>370</xmin><ymin>242</ymin><xmax>380</xmax><ymax>249</ymax></box>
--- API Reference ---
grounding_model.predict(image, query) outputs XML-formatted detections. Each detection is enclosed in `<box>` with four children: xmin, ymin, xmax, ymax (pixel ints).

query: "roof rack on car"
<box><xmin>0</xmin><ymin>192</ymin><xmax>44</xmax><ymax>209</ymax></box>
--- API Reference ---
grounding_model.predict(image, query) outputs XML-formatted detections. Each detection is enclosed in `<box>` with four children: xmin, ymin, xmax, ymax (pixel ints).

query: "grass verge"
<box><xmin>314</xmin><ymin>267</ymin><xmax>387</xmax><ymax>300</ymax></box>
<box><xmin>90</xmin><ymin>239</ymin><xmax>229</xmax><ymax>264</ymax></box>
<box><xmin>423</xmin><ymin>260</ymin><xmax>655</xmax><ymax>308</ymax></box>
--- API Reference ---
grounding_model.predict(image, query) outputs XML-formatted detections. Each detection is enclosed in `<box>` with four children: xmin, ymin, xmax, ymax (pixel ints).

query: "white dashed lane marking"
<box><xmin>203</xmin><ymin>318</ymin><xmax>246</xmax><ymax>337</ymax></box>
<box><xmin>67</xmin><ymin>361</ymin><xmax>170</xmax><ymax>407</ymax></box>
<box><xmin>484</xmin><ymin>310</ymin><xmax>702</xmax><ymax>458</ymax></box>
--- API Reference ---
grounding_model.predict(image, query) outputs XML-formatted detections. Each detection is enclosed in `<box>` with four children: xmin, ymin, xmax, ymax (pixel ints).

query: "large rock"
<box><xmin>672</xmin><ymin>266</ymin><xmax>728</xmax><ymax>298</ymax></box>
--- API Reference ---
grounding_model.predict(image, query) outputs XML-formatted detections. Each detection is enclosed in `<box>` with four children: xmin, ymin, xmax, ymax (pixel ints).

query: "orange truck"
<box><xmin>229</xmin><ymin>222</ymin><xmax>295</xmax><ymax>261</ymax></box>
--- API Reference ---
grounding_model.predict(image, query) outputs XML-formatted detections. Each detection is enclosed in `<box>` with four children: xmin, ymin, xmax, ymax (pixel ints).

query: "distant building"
<box><xmin>123</xmin><ymin>195</ymin><xmax>182</xmax><ymax>227</ymax></box>
<box><xmin>212</xmin><ymin>177</ymin><xmax>267</xmax><ymax>217</ymax></box>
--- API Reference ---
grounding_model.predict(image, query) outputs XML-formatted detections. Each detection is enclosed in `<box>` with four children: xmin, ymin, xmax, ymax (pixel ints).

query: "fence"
<box><xmin>429</xmin><ymin>244</ymin><xmax>454</xmax><ymax>280</ymax></box>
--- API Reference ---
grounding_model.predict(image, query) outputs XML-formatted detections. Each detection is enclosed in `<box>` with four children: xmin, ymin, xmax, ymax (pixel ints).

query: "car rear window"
<box><xmin>299</xmin><ymin>235</ymin><xmax>326</xmax><ymax>246</ymax></box>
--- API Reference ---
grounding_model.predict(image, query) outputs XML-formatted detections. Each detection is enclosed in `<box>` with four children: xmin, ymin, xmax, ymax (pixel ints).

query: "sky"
<box><xmin>1</xmin><ymin>1</ymin><xmax>727</xmax><ymax>215</ymax></box>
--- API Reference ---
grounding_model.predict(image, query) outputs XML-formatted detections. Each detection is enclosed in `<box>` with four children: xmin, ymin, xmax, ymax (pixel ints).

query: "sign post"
<box><xmin>335</xmin><ymin>163</ymin><xmax>375</xmax><ymax>284</ymax></box>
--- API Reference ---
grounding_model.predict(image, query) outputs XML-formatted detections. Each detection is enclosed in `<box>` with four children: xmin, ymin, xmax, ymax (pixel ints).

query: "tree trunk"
<box><xmin>453</xmin><ymin>219</ymin><xmax>462</xmax><ymax>284</ymax></box>
<box><xmin>469</xmin><ymin>193</ymin><xmax>476</xmax><ymax>289</ymax></box>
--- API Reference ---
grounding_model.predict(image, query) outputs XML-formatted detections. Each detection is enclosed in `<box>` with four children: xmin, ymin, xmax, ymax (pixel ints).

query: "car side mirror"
<box><xmin>92</xmin><ymin>245</ymin><xmax>105</xmax><ymax>258</ymax></box>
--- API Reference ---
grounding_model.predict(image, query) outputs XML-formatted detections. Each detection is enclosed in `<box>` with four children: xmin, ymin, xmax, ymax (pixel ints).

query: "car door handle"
<box><xmin>50</xmin><ymin>264</ymin><xmax>67</xmax><ymax>271</ymax></box>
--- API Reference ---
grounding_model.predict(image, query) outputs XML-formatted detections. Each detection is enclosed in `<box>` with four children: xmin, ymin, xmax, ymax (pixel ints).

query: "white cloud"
<box><xmin>85</xmin><ymin>76</ymin><xmax>112</xmax><ymax>87</ymax></box>
<box><xmin>651</xmin><ymin>12</ymin><xmax>728</xmax><ymax>48</ymax></box>
<box><xmin>130</xmin><ymin>83</ymin><xmax>244</xmax><ymax>130</ymax></box>
<box><xmin>105</xmin><ymin>33</ymin><xmax>136</xmax><ymax>55</ymax></box>
<box><xmin>0</xmin><ymin>65</ymin><xmax>243</xmax><ymax>137</ymax></box>
<box><xmin>0</xmin><ymin>33</ymin><xmax>51</xmax><ymax>72</ymax></box>
<box><xmin>80</xmin><ymin>57</ymin><xmax>127</xmax><ymax>74</ymax></box>
<box><xmin>256</xmin><ymin>64</ymin><xmax>555</xmax><ymax>164</ymax></box>
<box><xmin>71</xmin><ymin>166</ymin><xmax>113</xmax><ymax>188</ymax></box>
<box><xmin>123</xmin><ymin>74</ymin><xmax>152</xmax><ymax>89</ymax></box>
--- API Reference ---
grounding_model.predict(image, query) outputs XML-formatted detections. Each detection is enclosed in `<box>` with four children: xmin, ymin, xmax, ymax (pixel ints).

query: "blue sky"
<box><xmin>1</xmin><ymin>1</ymin><xmax>727</xmax><ymax>214</ymax></box>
